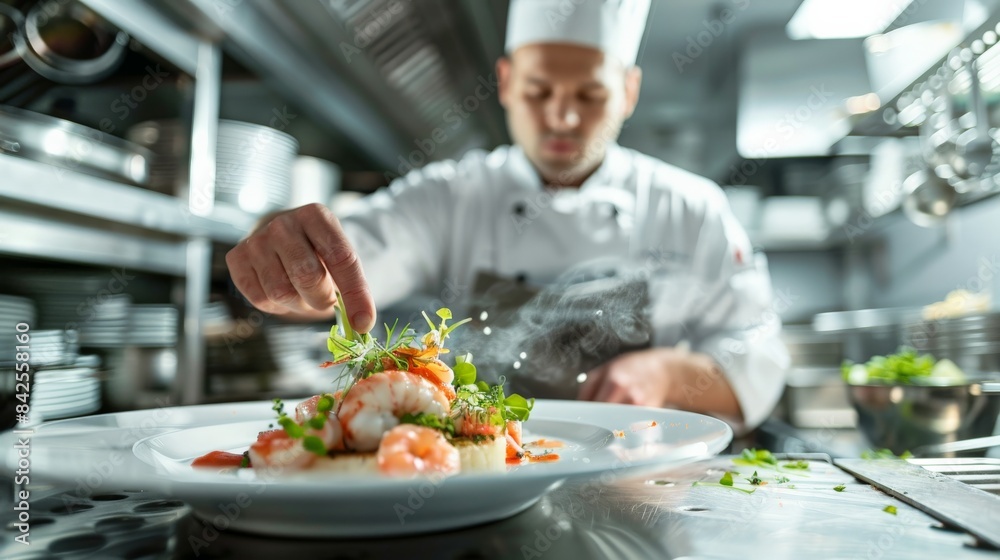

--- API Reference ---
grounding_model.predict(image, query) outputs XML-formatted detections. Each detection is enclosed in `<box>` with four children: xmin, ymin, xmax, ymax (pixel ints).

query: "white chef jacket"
<box><xmin>339</xmin><ymin>143</ymin><xmax>789</xmax><ymax>430</ymax></box>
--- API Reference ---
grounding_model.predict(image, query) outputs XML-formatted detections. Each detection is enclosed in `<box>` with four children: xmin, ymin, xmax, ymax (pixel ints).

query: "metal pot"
<box><xmin>0</xmin><ymin>104</ymin><xmax>151</xmax><ymax>185</ymax></box>
<box><xmin>11</xmin><ymin>0</ymin><xmax>129</xmax><ymax>84</ymax></box>
<box><xmin>0</xmin><ymin>3</ymin><xmax>23</xmax><ymax>70</ymax></box>
<box><xmin>902</xmin><ymin>168</ymin><xmax>958</xmax><ymax>227</ymax></box>
<box><xmin>849</xmin><ymin>380</ymin><xmax>1000</xmax><ymax>457</ymax></box>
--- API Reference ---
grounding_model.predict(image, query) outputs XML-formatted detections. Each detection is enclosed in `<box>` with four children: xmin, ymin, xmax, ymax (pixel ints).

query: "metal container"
<box><xmin>11</xmin><ymin>0</ymin><xmax>130</xmax><ymax>84</ymax></box>
<box><xmin>849</xmin><ymin>380</ymin><xmax>1000</xmax><ymax>457</ymax></box>
<box><xmin>0</xmin><ymin>105</ymin><xmax>151</xmax><ymax>185</ymax></box>
<box><xmin>903</xmin><ymin>312</ymin><xmax>1000</xmax><ymax>373</ymax></box>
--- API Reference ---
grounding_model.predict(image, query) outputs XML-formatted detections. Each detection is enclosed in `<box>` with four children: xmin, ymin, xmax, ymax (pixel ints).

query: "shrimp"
<box><xmin>294</xmin><ymin>392</ymin><xmax>342</xmax><ymax>423</ymax></box>
<box><xmin>506</xmin><ymin>419</ymin><xmax>525</xmax><ymax>460</ymax></box>
<box><xmin>377</xmin><ymin>424</ymin><xmax>460</xmax><ymax>477</ymax></box>
<box><xmin>248</xmin><ymin>412</ymin><xmax>344</xmax><ymax>472</ymax></box>
<box><xmin>339</xmin><ymin>370</ymin><xmax>451</xmax><ymax>452</ymax></box>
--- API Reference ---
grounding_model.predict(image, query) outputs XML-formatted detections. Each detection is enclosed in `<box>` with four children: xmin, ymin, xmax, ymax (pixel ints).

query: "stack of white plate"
<box><xmin>27</xmin><ymin>356</ymin><xmax>101</xmax><ymax>422</ymax></box>
<box><xmin>77</xmin><ymin>295</ymin><xmax>131</xmax><ymax>347</ymax></box>
<box><xmin>127</xmin><ymin>120</ymin><xmax>298</xmax><ymax>214</ymax></box>
<box><xmin>0</xmin><ymin>296</ymin><xmax>35</xmax><ymax>366</ymax></box>
<box><xmin>27</xmin><ymin>329</ymin><xmax>79</xmax><ymax>367</ymax></box>
<box><xmin>267</xmin><ymin>325</ymin><xmax>330</xmax><ymax>391</ymax></box>
<box><xmin>202</xmin><ymin>301</ymin><xmax>236</xmax><ymax>337</ymax></box>
<box><xmin>128</xmin><ymin>305</ymin><xmax>178</xmax><ymax>347</ymax></box>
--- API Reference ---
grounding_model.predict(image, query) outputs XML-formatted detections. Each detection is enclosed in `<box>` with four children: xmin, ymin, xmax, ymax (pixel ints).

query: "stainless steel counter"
<box><xmin>3</xmin><ymin>454</ymin><xmax>997</xmax><ymax>559</ymax></box>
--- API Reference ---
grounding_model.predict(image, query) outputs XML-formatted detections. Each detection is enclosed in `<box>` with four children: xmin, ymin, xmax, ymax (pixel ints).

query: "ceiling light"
<box><xmin>787</xmin><ymin>0</ymin><xmax>914</xmax><ymax>40</ymax></box>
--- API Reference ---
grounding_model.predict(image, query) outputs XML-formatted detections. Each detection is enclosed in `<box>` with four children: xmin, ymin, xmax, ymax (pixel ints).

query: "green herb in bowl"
<box><xmin>841</xmin><ymin>348</ymin><xmax>967</xmax><ymax>385</ymax></box>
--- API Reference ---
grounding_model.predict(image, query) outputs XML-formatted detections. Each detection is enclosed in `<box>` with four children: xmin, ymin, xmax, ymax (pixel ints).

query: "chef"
<box><xmin>226</xmin><ymin>0</ymin><xmax>789</xmax><ymax>432</ymax></box>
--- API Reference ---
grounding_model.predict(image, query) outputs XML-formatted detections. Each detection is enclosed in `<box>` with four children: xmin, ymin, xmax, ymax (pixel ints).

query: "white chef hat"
<box><xmin>505</xmin><ymin>0</ymin><xmax>651</xmax><ymax>66</ymax></box>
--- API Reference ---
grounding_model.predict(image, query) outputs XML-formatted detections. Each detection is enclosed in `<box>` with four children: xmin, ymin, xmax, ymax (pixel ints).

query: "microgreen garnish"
<box><xmin>326</xmin><ymin>293</ymin><xmax>412</xmax><ymax>394</ymax></box>
<box><xmin>834</xmin><ymin>485</ymin><xmax>846</xmax><ymax>492</ymax></box>
<box><xmin>239</xmin><ymin>451</ymin><xmax>250</xmax><ymax>468</ymax></box>
<box><xmin>452</xmin><ymin>365</ymin><xmax>535</xmax><ymax>424</ymax></box>
<box><xmin>883</xmin><ymin>505</ymin><xmax>897</xmax><ymax>515</ymax></box>
<box><xmin>302</xmin><ymin>436</ymin><xmax>327</xmax><ymax>456</ymax></box>
<box><xmin>453</xmin><ymin>353</ymin><xmax>477</xmax><ymax>386</ymax></box>
<box><xmin>720</xmin><ymin>471</ymin><xmax>735</xmax><ymax>486</ymax></box>
<box><xmin>746</xmin><ymin>471</ymin><xmax>765</xmax><ymax>486</ymax></box>
<box><xmin>400</xmin><ymin>412</ymin><xmax>455</xmax><ymax>435</ymax></box>
<box><xmin>316</xmin><ymin>395</ymin><xmax>334</xmax><ymax>413</ymax></box>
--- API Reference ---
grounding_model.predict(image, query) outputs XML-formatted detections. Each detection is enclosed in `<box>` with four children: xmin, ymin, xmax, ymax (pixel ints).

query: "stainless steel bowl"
<box><xmin>849</xmin><ymin>381</ymin><xmax>1000</xmax><ymax>457</ymax></box>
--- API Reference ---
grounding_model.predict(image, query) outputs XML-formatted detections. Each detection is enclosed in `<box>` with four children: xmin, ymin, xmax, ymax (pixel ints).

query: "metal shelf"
<box><xmin>0</xmin><ymin>207</ymin><xmax>187</xmax><ymax>274</ymax></box>
<box><xmin>0</xmin><ymin>156</ymin><xmax>255</xmax><ymax>244</ymax></box>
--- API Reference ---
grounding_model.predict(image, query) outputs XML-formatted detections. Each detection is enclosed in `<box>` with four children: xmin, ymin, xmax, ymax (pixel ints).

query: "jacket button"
<box><xmin>512</xmin><ymin>202</ymin><xmax>526</xmax><ymax>216</ymax></box>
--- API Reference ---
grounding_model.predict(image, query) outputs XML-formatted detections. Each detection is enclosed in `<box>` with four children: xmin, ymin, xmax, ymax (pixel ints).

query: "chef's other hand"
<box><xmin>225</xmin><ymin>203</ymin><xmax>376</xmax><ymax>332</ymax></box>
<box><xmin>578</xmin><ymin>348</ymin><xmax>743</xmax><ymax>421</ymax></box>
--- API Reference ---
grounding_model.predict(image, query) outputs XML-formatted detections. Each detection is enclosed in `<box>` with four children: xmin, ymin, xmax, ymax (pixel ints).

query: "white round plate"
<box><xmin>0</xmin><ymin>399</ymin><xmax>731</xmax><ymax>537</ymax></box>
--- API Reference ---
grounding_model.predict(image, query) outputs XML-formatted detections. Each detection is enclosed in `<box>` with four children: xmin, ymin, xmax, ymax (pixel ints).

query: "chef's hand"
<box><xmin>225</xmin><ymin>203</ymin><xmax>376</xmax><ymax>332</ymax></box>
<box><xmin>578</xmin><ymin>347</ymin><xmax>743</xmax><ymax>421</ymax></box>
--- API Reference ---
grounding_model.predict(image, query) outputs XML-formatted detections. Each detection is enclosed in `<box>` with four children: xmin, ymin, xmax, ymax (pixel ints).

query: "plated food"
<box><xmin>193</xmin><ymin>298</ymin><xmax>545</xmax><ymax>477</ymax></box>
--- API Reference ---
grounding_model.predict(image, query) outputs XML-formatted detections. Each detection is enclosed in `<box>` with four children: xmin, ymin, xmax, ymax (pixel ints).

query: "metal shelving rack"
<box><xmin>0</xmin><ymin>0</ymin><xmax>256</xmax><ymax>405</ymax></box>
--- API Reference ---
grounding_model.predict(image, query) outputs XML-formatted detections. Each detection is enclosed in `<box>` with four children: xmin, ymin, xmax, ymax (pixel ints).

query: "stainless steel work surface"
<box><xmin>836</xmin><ymin>457</ymin><xmax>1000</xmax><ymax>549</ymax></box>
<box><xmin>3</xmin><ymin>455</ymin><xmax>997</xmax><ymax>559</ymax></box>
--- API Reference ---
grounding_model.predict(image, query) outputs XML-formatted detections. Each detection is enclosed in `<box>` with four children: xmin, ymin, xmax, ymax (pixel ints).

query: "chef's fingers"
<box><xmin>578</xmin><ymin>365</ymin><xmax>608</xmax><ymax>401</ymax></box>
<box><xmin>254</xmin><ymin>249</ymin><xmax>306</xmax><ymax>313</ymax></box>
<box><xmin>268</xmin><ymin>216</ymin><xmax>340</xmax><ymax>314</ymax></box>
<box><xmin>299</xmin><ymin>203</ymin><xmax>376</xmax><ymax>333</ymax></box>
<box><xmin>228</xmin><ymin>254</ymin><xmax>283</xmax><ymax>314</ymax></box>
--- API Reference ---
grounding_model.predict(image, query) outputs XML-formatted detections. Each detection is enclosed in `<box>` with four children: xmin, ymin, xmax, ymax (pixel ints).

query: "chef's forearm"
<box><xmin>663</xmin><ymin>350</ymin><xmax>743</xmax><ymax>422</ymax></box>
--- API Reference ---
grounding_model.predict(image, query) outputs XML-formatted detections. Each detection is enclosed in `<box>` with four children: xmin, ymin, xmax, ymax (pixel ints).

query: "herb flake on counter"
<box><xmin>775</xmin><ymin>475</ymin><xmax>790</xmax><ymax>484</ymax></box>
<box><xmin>834</xmin><ymin>485</ymin><xmax>846</xmax><ymax>492</ymax></box>
<box><xmin>720</xmin><ymin>471</ymin><xmax>735</xmax><ymax>486</ymax></box>
<box><xmin>691</xmin><ymin>481</ymin><xmax>756</xmax><ymax>495</ymax></box>
<box><xmin>782</xmin><ymin>460</ymin><xmax>810</xmax><ymax>470</ymax></box>
<box><xmin>746</xmin><ymin>471</ymin><xmax>765</xmax><ymax>486</ymax></box>
<box><xmin>862</xmin><ymin>448</ymin><xmax>913</xmax><ymax>460</ymax></box>
<box><xmin>883</xmin><ymin>505</ymin><xmax>897</xmax><ymax>515</ymax></box>
<box><xmin>732</xmin><ymin>448</ymin><xmax>778</xmax><ymax>469</ymax></box>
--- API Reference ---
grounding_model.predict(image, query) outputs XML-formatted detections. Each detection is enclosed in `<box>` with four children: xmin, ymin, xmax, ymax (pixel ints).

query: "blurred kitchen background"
<box><xmin>2</xmin><ymin>0</ymin><xmax>1000</xmax><ymax>452</ymax></box>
